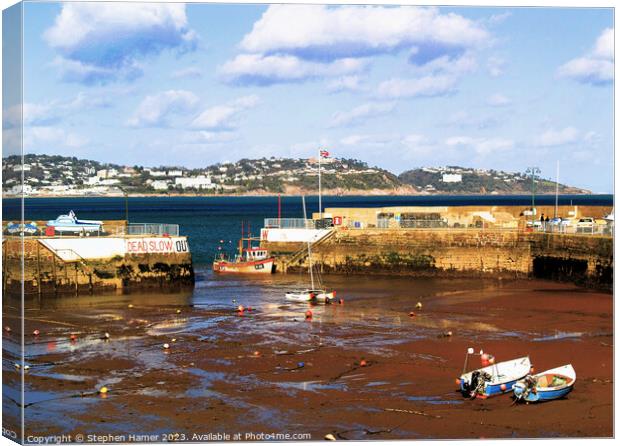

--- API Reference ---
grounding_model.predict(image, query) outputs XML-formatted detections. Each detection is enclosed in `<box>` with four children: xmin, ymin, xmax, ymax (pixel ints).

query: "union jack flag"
<box><xmin>319</xmin><ymin>150</ymin><xmax>330</xmax><ymax>158</ymax></box>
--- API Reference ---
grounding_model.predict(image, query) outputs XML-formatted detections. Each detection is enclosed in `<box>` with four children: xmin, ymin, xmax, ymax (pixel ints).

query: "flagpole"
<box><xmin>318</xmin><ymin>147</ymin><xmax>322</xmax><ymax>219</ymax></box>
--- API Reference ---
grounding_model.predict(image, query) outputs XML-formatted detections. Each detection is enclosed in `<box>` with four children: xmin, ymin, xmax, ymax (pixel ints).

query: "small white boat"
<box><xmin>513</xmin><ymin>364</ymin><xmax>575</xmax><ymax>403</ymax></box>
<box><xmin>284</xmin><ymin>196</ymin><xmax>336</xmax><ymax>304</ymax></box>
<box><xmin>285</xmin><ymin>289</ymin><xmax>335</xmax><ymax>302</ymax></box>
<box><xmin>46</xmin><ymin>210</ymin><xmax>103</xmax><ymax>234</ymax></box>
<box><xmin>459</xmin><ymin>355</ymin><xmax>531</xmax><ymax>398</ymax></box>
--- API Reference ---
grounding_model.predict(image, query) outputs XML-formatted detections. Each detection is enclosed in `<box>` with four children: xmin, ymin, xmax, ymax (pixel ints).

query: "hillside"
<box><xmin>1</xmin><ymin>155</ymin><xmax>590</xmax><ymax>196</ymax></box>
<box><xmin>398</xmin><ymin>166</ymin><xmax>590</xmax><ymax>195</ymax></box>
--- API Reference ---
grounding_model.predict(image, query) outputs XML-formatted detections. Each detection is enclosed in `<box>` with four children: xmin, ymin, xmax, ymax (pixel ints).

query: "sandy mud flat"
<box><xmin>2</xmin><ymin>277</ymin><xmax>612</xmax><ymax>440</ymax></box>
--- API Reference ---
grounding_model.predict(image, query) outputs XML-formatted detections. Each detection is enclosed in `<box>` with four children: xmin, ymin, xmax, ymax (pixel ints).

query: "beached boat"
<box><xmin>213</xmin><ymin>223</ymin><xmax>275</xmax><ymax>274</ymax></box>
<box><xmin>284</xmin><ymin>196</ymin><xmax>335</xmax><ymax>303</ymax></box>
<box><xmin>459</xmin><ymin>355</ymin><xmax>531</xmax><ymax>398</ymax></box>
<box><xmin>513</xmin><ymin>364</ymin><xmax>575</xmax><ymax>403</ymax></box>
<box><xmin>46</xmin><ymin>210</ymin><xmax>103</xmax><ymax>235</ymax></box>
<box><xmin>213</xmin><ymin>247</ymin><xmax>275</xmax><ymax>274</ymax></box>
<box><xmin>285</xmin><ymin>290</ymin><xmax>336</xmax><ymax>302</ymax></box>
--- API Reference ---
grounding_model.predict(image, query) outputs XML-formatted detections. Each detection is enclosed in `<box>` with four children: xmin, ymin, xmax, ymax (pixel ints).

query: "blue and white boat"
<box><xmin>459</xmin><ymin>356</ymin><xmax>531</xmax><ymax>398</ymax></box>
<box><xmin>513</xmin><ymin>364</ymin><xmax>575</xmax><ymax>403</ymax></box>
<box><xmin>46</xmin><ymin>210</ymin><xmax>103</xmax><ymax>234</ymax></box>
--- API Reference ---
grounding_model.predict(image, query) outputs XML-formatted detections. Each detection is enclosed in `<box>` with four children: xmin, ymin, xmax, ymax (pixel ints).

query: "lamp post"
<box><xmin>525</xmin><ymin>167</ymin><xmax>541</xmax><ymax>227</ymax></box>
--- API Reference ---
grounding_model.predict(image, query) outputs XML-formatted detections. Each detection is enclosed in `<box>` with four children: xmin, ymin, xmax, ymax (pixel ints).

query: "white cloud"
<box><xmin>331</xmin><ymin>102</ymin><xmax>395</xmax><ymax>127</ymax></box>
<box><xmin>240</xmin><ymin>5</ymin><xmax>488</xmax><ymax>59</ymax></box>
<box><xmin>127</xmin><ymin>90</ymin><xmax>199</xmax><ymax>127</ymax></box>
<box><xmin>557</xmin><ymin>28</ymin><xmax>613</xmax><ymax>85</ymax></box>
<box><xmin>182</xmin><ymin>131</ymin><xmax>239</xmax><ymax>144</ymax></box>
<box><xmin>44</xmin><ymin>3</ymin><xmax>197</xmax><ymax>84</ymax></box>
<box><xmin>486</xmin><ymin>93</ymin><xmax>511</xmax><ymax>107</ymax></box>
<box><xmin>486</xmin><ymin>56</ymin><xmax>506</xmax><ymax>77</ymax></box>
<box><xmin>223</xmin><ymin>5</ymin><xmax>489</xmax><ymax>86</ymax></box>
<box><xmin>535</xmin><ymin>127</ymin><xmax>579</xmax><ymax>147</ymax></box>
<box><xmin>327</xmin><ymin>75</ymin><xmax>365</xmax><ymax>93</ymax></box>
<box><xmin>446</xmin><ymin>135</ymin><xmax>514</xmax><ymax>154</ymax></box>
<box><xmin>219</xmin><ymin>54</ymin><xmax>369</xmax><ymax>85</ymax></box>
<box><xmin>190</xmin><ymin>95</ymin><xmax>260</xmax><ymax>130</ymax></box>
<box><xmin>24</xmin><ymin>126</ymin><xmax>89</xmax><ymax>150</ymax></box>
<box><xmin>444</xmin><ymin>110</ymin><xmax>499</xmax><ymax>130</ymax></box>
<box><xmin>376</xmin><ymin>75</ymin><xmax>456</xmax><ymax>99</ymax></box>
<box><xmin>171</xmin><ymin>67</ymin><xmax>203</xmax><ymax>80</ymax></box>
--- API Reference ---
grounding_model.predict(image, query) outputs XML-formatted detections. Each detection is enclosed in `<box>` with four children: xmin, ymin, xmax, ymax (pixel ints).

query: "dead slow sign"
<box><xmin>126</xmin><ymin>237</ymin><xmax>189</xmax><ymax>254</ymax></box>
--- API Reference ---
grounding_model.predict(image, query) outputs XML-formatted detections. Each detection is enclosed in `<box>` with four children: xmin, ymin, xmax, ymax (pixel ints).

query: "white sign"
<box><xmin>126</xmin><ymin>237</ymin><xmax>189</xmax><ymax>254</ymax></box>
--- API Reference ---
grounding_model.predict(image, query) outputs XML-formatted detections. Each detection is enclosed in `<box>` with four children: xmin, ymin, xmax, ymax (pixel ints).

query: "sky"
<box><xmin>2</xmin><ymin>1</ymin><xmax>615</xmax><ymax>192</ymax></box>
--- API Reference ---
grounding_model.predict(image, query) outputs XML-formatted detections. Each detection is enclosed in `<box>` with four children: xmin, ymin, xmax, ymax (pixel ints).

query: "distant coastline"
<box><xmin>3</xmin><ymin>190</ymin><xmax>606</xmax><ymax>200</ymax></box>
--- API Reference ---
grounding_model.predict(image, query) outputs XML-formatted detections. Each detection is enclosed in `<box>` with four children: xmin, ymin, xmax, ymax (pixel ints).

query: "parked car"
<box><xmin>576</xmin><ymin>217</ymin><xmax>594</xmax><ymax>228</ymax></box>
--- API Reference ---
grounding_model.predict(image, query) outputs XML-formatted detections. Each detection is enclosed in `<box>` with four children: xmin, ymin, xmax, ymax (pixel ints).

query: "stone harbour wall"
<box><xmin>265</xmin><ymin>228</ymin><xmax>613</xmax><ymax>288</ymax></box>
<box><xmin>2</xmin><ymin>236</ymin><xmax>194</xmax><ymax>298</ymax></box>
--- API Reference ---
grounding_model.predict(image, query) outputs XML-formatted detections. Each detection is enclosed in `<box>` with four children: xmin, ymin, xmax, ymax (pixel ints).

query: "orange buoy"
<box><xmin>500</xmin><ymin>384</ymin><xmax>507</xmax><ymax>391</ymax></box>
<box><xmin>33</xmin><ymin>329</ymin><xmax>40</xmax><ymax>336</ymax></box>
<box><xmin>360</xmin><ymin>359</ymin><xmax>368</xmax><ymax>367</ymax></box>
<box><xmin>70</xmin><ymin>334</ymin><xmax>77</xmax><ymax>342</ymax></box>
<box><xmin>305</xmin><ymin>310</ymin><xmax>313</xmax><ymax>320</ymax></box>
<box><xmin>480</xmin><ymin>353</ymin><xmax>489</xmax><ymax>366</ymax></box>
<box><xmin>253</xmin><ymin>350</ymin><xmax>261</xmax><ymax>357</ymax></box>
<box><xmin>237</xmin><ymin>305</ymin><xmax>245</xmax><ymax>313</ymax></box>
<box><xmin>455</xmin><ymin>378</ymin><xmax>461</xmax><ymax>386</ymax></box>
<box><xmin>339</xmin><ymin>299</ymin><xmax>344</xmax><ymax>305</ymax></box>
<box><xmin>530</xmin><ymin>366</ymin><xmax>535</xmax><ymax>374</ymax></box>
<box><xmin>488</xmin><ymin>355</ymin><xmax>495</xmax><ymax>364</ymax></box>
<box><xmin>409</xmin><ymin>312</ymin><xmax>416</xmax><ymax>317</ymax></box>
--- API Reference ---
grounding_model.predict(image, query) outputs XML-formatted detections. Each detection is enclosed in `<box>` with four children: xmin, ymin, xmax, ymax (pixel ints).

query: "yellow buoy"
<box><xmin>416</xmin><ymin>302</ymin><xmax>422</xmax><ymax>309</ymax></box>
<box><xmin>128</xmin><ymin>304</ymin><xmax>134</xmax><ymax>309</ymax></box>
<box><xmin>176</xmin><ymin>309</ymin><xmax>181</xmax><ymax>314</ymax></box>
<box><xmin>325</xmin><ymin>434</ymin><xmax>336</xmax><ymax>441</ymax></box>
<box><xmin>99</xmin><ymin>386</ymin><xmax>108</xmax><ymax>394</ymax></box>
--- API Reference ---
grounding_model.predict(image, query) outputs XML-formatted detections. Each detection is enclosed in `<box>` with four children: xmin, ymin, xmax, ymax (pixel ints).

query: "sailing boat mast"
<box><xmin>554</xmin><ymin>161</ymin><xmax>560</xmax><ymax>218</ymax></box>
<box><xmin>302</xmin><ymin>195</ymin><xmax>315</xmax><ymax>289</ymax></box>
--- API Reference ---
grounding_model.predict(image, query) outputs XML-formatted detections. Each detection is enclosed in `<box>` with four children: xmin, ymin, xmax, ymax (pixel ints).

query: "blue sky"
<box><xmin>3</xmin><ymin>2</ymin><xmax>614</xmax><ymax>192</ymax></box>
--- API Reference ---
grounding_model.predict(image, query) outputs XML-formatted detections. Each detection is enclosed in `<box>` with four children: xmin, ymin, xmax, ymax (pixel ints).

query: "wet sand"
<box><xmin>2</xmin><ymin>276</ymin><xmax>613</xmax><ymax>440</ymax></box>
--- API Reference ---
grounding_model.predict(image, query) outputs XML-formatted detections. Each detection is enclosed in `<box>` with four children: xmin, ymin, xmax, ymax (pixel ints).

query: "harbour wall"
<box><xmin>2</xmin><ymin>235</ymin><xmax>194</xmax><ymax>298</ymax></box>
<box><xmin>263</xmin><ymin>228</ymin><xmax>613</xmax><ymax>288</ymax></box>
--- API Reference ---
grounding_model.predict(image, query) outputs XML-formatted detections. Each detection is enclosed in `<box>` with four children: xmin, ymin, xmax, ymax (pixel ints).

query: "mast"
<box><xmin>318</xmin><ymin>148</ymin><xmax>322</xmax><ymax>219</ymax></box>
<box><xmin>554</xmin><ymin>161</ymin><xmax>560</xmax><ymax>219</ymax></box>
<box><xmin>239</xmin><ymin>221</ymin><xmax>244</xmax><ymax>257</ymax></box>
<box><xmin>302</xmin><ymin>196</ymin><xmax>315</xmax><ymax>289</ymax></box>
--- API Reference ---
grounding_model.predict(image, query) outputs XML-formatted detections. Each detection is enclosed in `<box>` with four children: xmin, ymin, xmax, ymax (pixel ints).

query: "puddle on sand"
<box><xmin>274</xmin><ymin>380</ymin><xmax>347</xmax><ymax>393</ymax></box>
<box><xmin>532</xmin><ymin>331</ymin><xmax>584</xmax><ymax>342</ymax></box>
<box><xmin>406</xmin><ymin>395</ymin><xmax>464</xmax><ymax>405</ymax></box>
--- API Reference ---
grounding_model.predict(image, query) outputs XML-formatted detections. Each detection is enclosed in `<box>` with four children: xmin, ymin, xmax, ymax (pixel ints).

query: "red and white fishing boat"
<box><xmin>213</xmin><ymin>223</ymin><xmax>275</xmax><ymax>274</ymax></box>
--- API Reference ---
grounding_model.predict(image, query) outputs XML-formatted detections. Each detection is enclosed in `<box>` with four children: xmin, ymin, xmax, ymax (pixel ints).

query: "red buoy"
<box><xmin>409</xmin><ymin>312</ymin><xmax>416</xmax><ymax>317</ymax></box>
<box><xmin>339</xmin><ymin>299</ymin><xmax>344</xmax><ymax>305</ymax></box>
<box><xmin>237</xmin><ymin>305</ymin><xmax>244</xmax><ymax>313</ymax></box>
<box><xmin>305</xmin><ymin>310</ymin><xmax>313</xmax><ymax>320</ymax></box>
<box><xmin>70</xmin><ymin>334</ymin><xmax>77</xmax><ymax>342</ymax></box>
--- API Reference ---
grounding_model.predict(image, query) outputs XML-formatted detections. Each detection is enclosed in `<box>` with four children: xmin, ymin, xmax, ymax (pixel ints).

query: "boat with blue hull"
<box><xmin>513</xmin><ymin>364</ymin><xmax>575</xmax><ymax>403</ymax></box>
<box><xmin>46</xmin><ymin>210</ymin><xmax>103</xmax><ymax>235</ymax></box>
<box><xmin>459</xmin><ymin>355</ymin><xmax>531</xmax><ymax>399</ymax></box>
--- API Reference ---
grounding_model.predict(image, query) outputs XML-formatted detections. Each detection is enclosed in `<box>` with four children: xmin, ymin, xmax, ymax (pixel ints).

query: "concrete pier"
<box><xmin>2</xmin><ymin>225</ymin><xmax>194</xmax><ymax>297</ymax></box>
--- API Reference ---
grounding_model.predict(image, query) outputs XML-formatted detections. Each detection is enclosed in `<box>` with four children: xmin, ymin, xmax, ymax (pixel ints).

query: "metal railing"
<box><xmin>264</xmin><ymin>218</ymin><xmax>315</xmax><ymax>229</ymax></box>
<box><xmin>126</xmin><ymin>223</ymin><xmax>180</xmax><ymax>236</ymax></box>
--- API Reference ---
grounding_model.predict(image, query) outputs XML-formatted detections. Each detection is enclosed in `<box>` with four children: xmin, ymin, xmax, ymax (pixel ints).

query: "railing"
<box><xmin>126</xmin><ymin>223</ymin><xmax>180</xmax><ymax>236</ymax></box>
<box><xmin>264</xmin><ymin>218</ymin><xmax>315</xmax><ymax>229</ymax></box>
